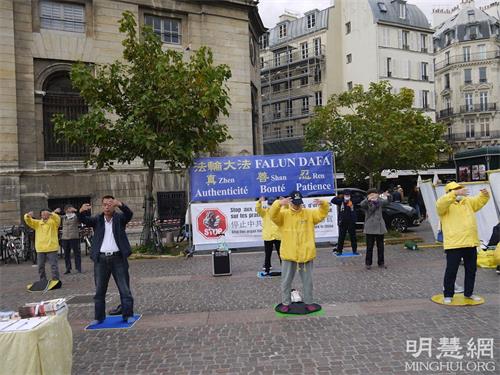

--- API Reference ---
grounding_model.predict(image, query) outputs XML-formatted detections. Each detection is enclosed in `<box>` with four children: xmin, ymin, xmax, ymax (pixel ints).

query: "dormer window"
<box><xmin>279</xmin><ymin>23</ymin><xmax>287</xmax><ymax>39</ymax></box>
<box><xmin>378</xmin><ymin>2</ymin><xmax>387</xmax><ymax>12</ymax></box>
<box><xmin>307</xmin><ymin>13</ymin><xmax>316</xmax><ymax>29</ymax></box>
<box><xmin>469</xmin><ymin>25</ymin><xmax>478</xmax><ymax>39</ymax></box>
<box><xmin>467</xmin><ymin>10</ymin><xmax>475</xmax><ymax>23</ymax></box>
<box><xmin>399</xmin><ymin>2</ymin><xmax>407</xmax><ymax>19</ymax></box>
<box><xmin>259</xmin><ymin>33</ymin><xmax>269</xmax><ymax>49</ymax></box>
<box><xmin>445</xmin><ymin>31</ymin><xmax>453</xmax><ymax>46</ymax></box>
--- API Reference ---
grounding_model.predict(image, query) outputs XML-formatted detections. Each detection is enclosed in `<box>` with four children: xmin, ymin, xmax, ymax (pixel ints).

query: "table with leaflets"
<box><xmin>0</xmin><ymin>306</ymin><xmax>72</xmax><ymax>375</ymax></box>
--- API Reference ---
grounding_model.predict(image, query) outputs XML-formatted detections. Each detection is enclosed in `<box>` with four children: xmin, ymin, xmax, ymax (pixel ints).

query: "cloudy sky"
<box><xmin>257</xmin><ymin>0</ymin><xmax>495</xmax><ymax>28</ymax></box>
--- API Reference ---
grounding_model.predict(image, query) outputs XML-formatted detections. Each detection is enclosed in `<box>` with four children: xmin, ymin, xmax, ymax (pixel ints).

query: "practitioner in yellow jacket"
<box><xmin>436</xmin><ymin>181</ymin><xmax>489</xmax><ymax>304</ymax></box>
<box><xmin>24</xmin><ymin>208</ymin><xmax>62</xmax><ymax>282</ymax></box>
<box><xmin>256</xmin><ymin>197</ymin><xmax>281</xmax><ymax>274</ymax></box>
<box><xmin>270</xmin><ymin>191</ymin><xmax>330</xmax><ymax>312</ymax></box>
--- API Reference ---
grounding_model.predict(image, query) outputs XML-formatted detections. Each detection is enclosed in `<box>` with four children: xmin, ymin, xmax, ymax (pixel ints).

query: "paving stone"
<box><xmin>1</xmin><ymin>225</ymin><xmax>499</xmax><ymax>374</ymax></box>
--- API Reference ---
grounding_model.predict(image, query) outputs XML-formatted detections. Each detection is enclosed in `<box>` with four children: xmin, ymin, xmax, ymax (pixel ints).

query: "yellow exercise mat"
<box><xmin>477</xmin><ymin>250</ymin><xmax>497</xmax><ymax>269</ymax></box>
<box><xmin>431</xmin><ymin>293</ymin><xmax>484</xmax><ymax>306</ymax></box>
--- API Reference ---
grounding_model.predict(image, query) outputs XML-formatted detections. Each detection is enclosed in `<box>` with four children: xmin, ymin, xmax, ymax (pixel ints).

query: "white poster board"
<box><xmin>420</xmin><ymin>180</ymin><xmax>440</xmax><ymax>239</ymax></box>
<box><xmin>191</xmin><ymin>197</ymin><xmax>338</xmax><ymax>250</ymax></box>
<box><xmin>488</xmin><ymin>170</ymin><xmax>500</xmax><ymax>214</ymax></box>
<box><xmin>461</xmin><ymin>182</ymin><xmax>499</xmax><ymax>244</ymax></box>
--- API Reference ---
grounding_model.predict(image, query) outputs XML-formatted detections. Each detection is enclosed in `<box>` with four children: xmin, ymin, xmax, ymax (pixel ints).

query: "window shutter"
<box><xmin>398</xmin><ymin>30</ymin><xmax>402</xmax><ymax>48</ymax></box>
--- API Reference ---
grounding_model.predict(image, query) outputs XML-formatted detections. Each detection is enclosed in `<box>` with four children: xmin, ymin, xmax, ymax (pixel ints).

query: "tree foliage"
<box><xmin>54</xmin><ymin>11</ymin><xmax>232</xmax><ymax>171</ymax></box>
<box><xmin>53</xmin><ymin>11</ymin><xmax>232</xmax><ymax>245</ymax></box>
<box><xmin>304</xmin><ymin>81</ymin><xmax>448</xmax><ymax>187</ymax></box>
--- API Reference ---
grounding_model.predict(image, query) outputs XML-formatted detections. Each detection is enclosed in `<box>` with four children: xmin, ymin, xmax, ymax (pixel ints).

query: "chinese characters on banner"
<box><xmin>191</xmin><ymin>197</ymin><xmax>338</xmax><ymax>250</ymax></box>
<box><xmin>189</xmin><ymin>151</ymin><xmax>335</xmax><ymax>202</ymax></box>
<box><xmin>405</xmin><ymin>337</ymin><xmax>495</xmax><ymax>373</ymax></box>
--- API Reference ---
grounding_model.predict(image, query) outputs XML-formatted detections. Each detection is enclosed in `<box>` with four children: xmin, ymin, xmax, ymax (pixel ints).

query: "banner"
<box><xmin>487</xmin><ymin>169</ymin><xmax>500</xmax><ymax>213</ymax></box>
<box><xmin>191</xmin><ymin>197</ymin><xmax>338</xmax><ymax>250</ymax></box>
<box><xmin>419</xmin><ymin>180</ymin><xmax>440</xmax><ymax>240</ymax></box>
<box><xmin>189</xmin><ymin>151</ymin><xmax>334</xmax><ymax>202</ymax></box>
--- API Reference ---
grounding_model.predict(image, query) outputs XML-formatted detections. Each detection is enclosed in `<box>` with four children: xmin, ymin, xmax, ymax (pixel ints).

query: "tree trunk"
<box><xmin>368</xmin><ymin>173</ymin><xmax>374</xmax><ymax>189</ymax></box>
<box><xmin>141</xmin><ymin>160</ymin><xmax>155</xmax><ymax>245</ymax></box>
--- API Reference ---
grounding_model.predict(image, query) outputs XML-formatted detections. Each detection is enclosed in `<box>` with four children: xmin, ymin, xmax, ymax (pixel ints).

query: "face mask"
<box><xmin>66</xmin><ymin>213</ymin><xmax>76</xmax><ymax>219</ymax></box>
<box><xmin>344</xmin><ymin>196</ymin><xmax>350</xmax><ymax>201</ymax></box>
<box><xmin>456</xmin><ymin>196</ymin><xmax>464</xmax><ymax>202</ymax></box>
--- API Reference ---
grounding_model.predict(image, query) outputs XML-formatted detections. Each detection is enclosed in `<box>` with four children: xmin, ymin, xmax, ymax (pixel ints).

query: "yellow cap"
<box><xmin>445</xmin><ymin>181</ymin><xmax>463</xmax><ymax>193</ymax></box>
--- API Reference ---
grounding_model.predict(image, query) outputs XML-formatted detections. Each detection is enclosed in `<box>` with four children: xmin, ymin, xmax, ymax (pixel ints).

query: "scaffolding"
<box><xmin>260</xmin><ymin>44</ymin><xmax>326</xmax><ymax>151</ymax></box>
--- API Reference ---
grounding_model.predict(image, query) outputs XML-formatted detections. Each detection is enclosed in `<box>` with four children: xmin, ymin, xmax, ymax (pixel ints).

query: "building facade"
<box><xmin>433</xmin><ymin>0</ymin><xmax>500</xmax><ymax>153</ymax></box>
<box><xmin>330</xmin><ymin>0</ymin><xmax>435</xmax><ymax>116</ymax></box>
<box><xmin>259</xmin><ymin>0</ymin><xmax>436</xmax><ymax>155</ymax></box>
<box><xmin>0</xmin><ymin>0</ymin><xmax>265</xmax><ymax>224</ymax></box>
<box><xmin>259</xmin><ymin>9</ymin><xmax>328</xmax><ymax>154</ymax></box>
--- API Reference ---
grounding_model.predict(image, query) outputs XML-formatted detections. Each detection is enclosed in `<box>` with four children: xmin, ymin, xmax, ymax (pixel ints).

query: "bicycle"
<box><xmin>151</xmin><ymin>219</ymin><xmax>166</xmax><ymax>253</ymax></box>
<box><xmin>4</xmin><ymin>226</ymin><xmax>23</xmax><ymax>264</ymax></box>
<box><xmin>80</xmin><ymin>225</ymin><xmax>93</xmax><ymax>256</ymax></box>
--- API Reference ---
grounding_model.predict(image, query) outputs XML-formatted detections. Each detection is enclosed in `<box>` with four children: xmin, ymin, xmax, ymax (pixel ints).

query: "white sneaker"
<box><xmin>443</xmin><ymin>297</ymin><xmax>452</xmax><ymax>304</ymax></box>
<box><xmin>464</xmin><ymin>295</ymin><xmax>482</xmax><ymax>302</ymax></box>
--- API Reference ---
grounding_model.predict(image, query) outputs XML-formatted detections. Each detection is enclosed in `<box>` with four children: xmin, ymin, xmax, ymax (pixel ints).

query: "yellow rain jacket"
<box><xmin>256</xmin><ymin>201</ymin><xmax>281</xmax><ymax>241</ymax></box>
<box><xmin>269</xmin><ymin>200</ymin><xmax>330</xmax><ymax>263</ymax></box>
<box><xmin>24</xmin><ymin>213</ymin><xmax>61</xmax><ymax>252</ymax></box>
<box><xmin>436</xmin><ymin>190</ymin><xmax>489</xmax><ymax>250</ymax></box>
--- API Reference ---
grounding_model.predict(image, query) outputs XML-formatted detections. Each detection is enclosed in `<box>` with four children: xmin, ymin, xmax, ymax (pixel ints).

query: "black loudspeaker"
<box><xmin>212</xmin><ymin>250</ymin><xmax>231</xmax><ymax>276</ymax></box>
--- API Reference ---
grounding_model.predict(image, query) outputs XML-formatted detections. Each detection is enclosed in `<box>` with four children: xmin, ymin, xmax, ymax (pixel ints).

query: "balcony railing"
<box><xmin>437</xmin><ymin>108</ymin><xmax>454</xmax><ymax>120</ymax></box>
<box><xmin>263</xmin><ymin>124</ymin><xmax>306</xmax><ymax>141</ymax></box>
<box><xmin>263</xmin><ymin>107</ymin><xmax>313</xmax><ymax>124</ymax></box>
<box><xmin>459</xmin><ymin>103</ymin><xmax>497</xmax><ymax>113</ymax></box>
<box><xmin>434</xmin><ymin>50</ymin><xmax>500</xmax><ymax>71</ymax></box>
<box><xmin>261</xmin><ymin>45</ymin><xmax>326</xmax><ymax>71</ymax></box>
<box><xmin>444</xmin><ymin>130</ymin><xmax>500</xmax><ymax>142</ymax></box>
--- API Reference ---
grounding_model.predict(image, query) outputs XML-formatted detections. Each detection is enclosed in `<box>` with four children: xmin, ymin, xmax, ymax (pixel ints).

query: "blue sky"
<box><xmin>257</xmin><ymin>0</ymin><xmax>494</xmax><ymax>28</ymax></box>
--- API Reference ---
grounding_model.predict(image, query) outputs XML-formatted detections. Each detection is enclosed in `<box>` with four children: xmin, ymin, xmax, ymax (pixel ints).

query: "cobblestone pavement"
<box><xmin>1</xmin><ymin>227</ymin><xmax>499</xmax><ymax>375</ymax></box>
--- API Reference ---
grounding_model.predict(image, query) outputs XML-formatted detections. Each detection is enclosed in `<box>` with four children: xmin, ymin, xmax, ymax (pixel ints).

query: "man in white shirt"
<box><xmin>78</xmin><ymin>195</ymin><xmax>134</xmax><ymax>324</ymax></box>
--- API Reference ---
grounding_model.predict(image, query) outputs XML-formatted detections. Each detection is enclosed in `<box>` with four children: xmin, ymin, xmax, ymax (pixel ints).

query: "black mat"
<box><xmin>275</xmin><ymin>302</ymin><xmax>322</xmax><ymax>315</ymax></box>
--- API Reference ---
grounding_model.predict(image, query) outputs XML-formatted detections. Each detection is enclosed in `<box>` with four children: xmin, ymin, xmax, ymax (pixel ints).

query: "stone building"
<box><xmin>259</xmin><ymin>9</ymin><xmax>328</xmax><ymax>154</ymax></box>
<box><xmin>0</xmin><ymin>0</ymin><xmax>265</xmax><ymax>224</ymax></box>
<box><xmin>259</xmin><ymin>0</ymin><xmax>435</xmax><ymax>154</ymax></box>
<box><xmin>433</xmin><ymin>0</ymin><xmax>500</xmax><ymax>153</ymax></box>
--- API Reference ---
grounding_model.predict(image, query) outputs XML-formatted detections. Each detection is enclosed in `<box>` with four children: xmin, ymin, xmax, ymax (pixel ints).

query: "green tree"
<box><xmin>53</xmin><ymin>11</ymin><xmax>232</xmax><ymax>244</ymax></box>
<box><xmin>305</xmin><ymin>81</ymin><xmax>448</xmax><ymax>188</ymax></box>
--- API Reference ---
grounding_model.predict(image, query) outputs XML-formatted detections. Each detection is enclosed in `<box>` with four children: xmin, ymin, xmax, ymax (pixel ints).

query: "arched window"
<box><xmin>43</xmin><ymin>71</ymin><xmax>88</xmax><ymax>160</ymax></box>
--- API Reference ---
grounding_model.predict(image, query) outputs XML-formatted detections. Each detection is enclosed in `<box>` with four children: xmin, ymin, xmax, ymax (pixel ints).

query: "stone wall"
<box><xmin>0</xmin><ymin>0</ymin><xmax>264</xmax><ymax>225</ymax></box>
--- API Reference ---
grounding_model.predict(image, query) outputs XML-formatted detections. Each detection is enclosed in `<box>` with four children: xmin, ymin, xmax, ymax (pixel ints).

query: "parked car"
<box><xmin>334</xmin><ymin>188</ymin><xmax>420</xmax><ymax>232</ymax></box>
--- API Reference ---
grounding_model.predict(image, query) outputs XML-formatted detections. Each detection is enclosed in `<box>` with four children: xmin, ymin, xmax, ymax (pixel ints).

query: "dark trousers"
<box><xmin>264</xmin><ymin>240</ymin><xmax>281</xmax><ymax>272</ymax></box>
<box><xmin>61</xmin><ymin>239</ymin><xmax>81</xmax><ymax>272</ymax></box>
<box><xmin>94</xmin><ymin>254</ymin><xmax>134</xmax><ymax>321</ymax></box>
<box><xmin>337</xmin><ymin>223</ymin><xmax>357</xmax><ymax>253</ymax></box>
<box><xmin>443</xmin><ymin>247</ymin><xmax>477</xmax><ymax>298</ymax></box>
<box><xmin>365</xmin><ymin>234</ymin><xmax>384</xmax><ymax>266</ymax></box>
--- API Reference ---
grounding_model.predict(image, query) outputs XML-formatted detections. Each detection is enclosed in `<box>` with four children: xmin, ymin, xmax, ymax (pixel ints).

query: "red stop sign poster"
<box><xmin>197</xmin><ymin>209</ymin><xmax>227</xmax><ymax>239</ymax></box>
